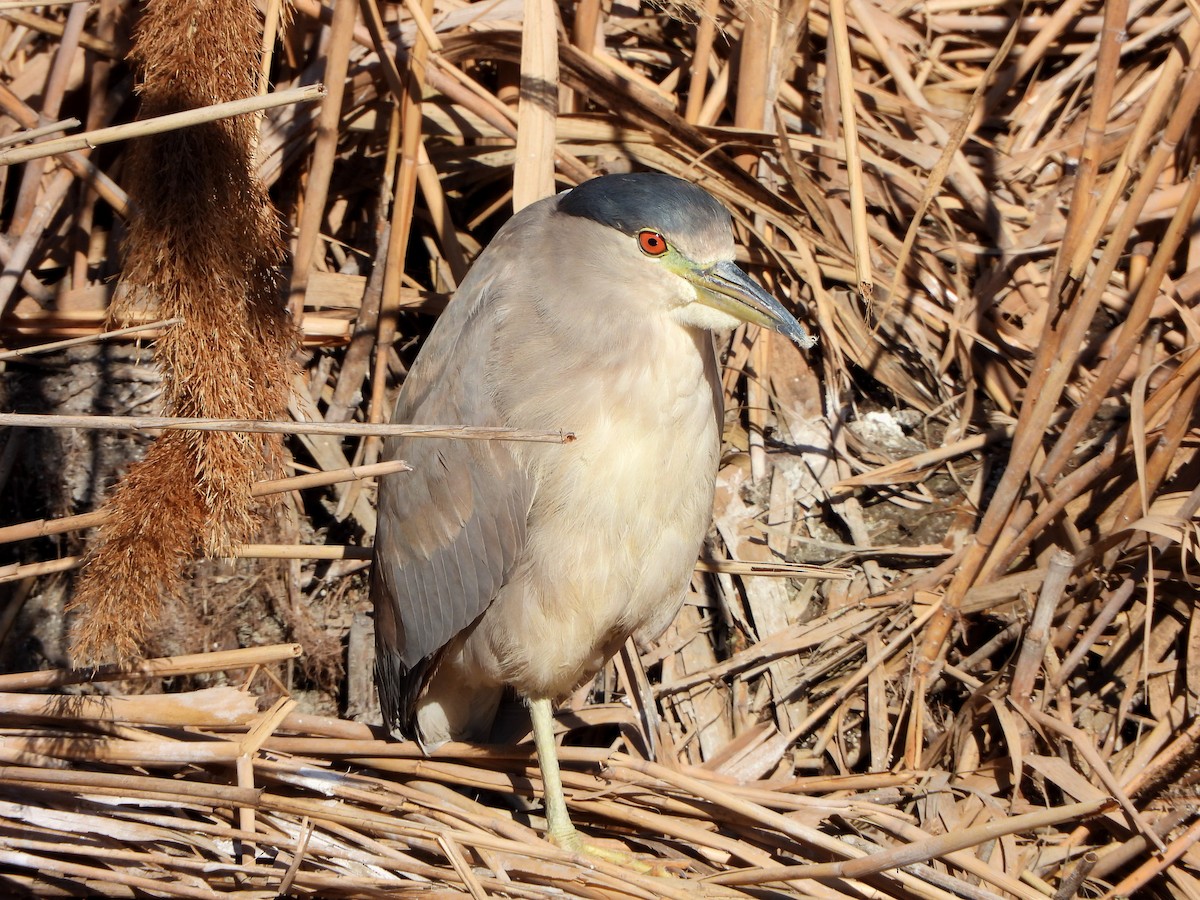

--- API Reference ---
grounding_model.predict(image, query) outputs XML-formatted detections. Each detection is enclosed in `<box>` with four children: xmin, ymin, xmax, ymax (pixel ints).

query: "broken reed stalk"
<box><xmin>0</xmin><ymin>114</ymin><xmax>79</xmax><ymax>146</ymax></box>
<box><xmin>0</xmin><ymin>459</ymin><xmax>412</xmax><ymax>546</ymax></box>
<box><xmin>0</xmin><ymin>83</ymin><xmax>325</xmax><ymax>166</ymax></box>
<box><xmin>0</xmin><ymin>317</ymin><xmax>182</xmax><ymax>361</ymax></box>
<box><xmin>0</xmin><ymin>545</ymin><xmax>367</xmax><ymax>588</ymax></box>
<box><xmin>0</xmin><ymin>643</ymin><xmax>301</xmax><ymax>690</ymax></box>
<box><xmin>0</xmin><ymin>79</ymin><xmax>129</xmax><ymax>215</ymax></box>
<box><xmin>67</xmin><ymin>0</ymin><xmax>299</xmax><ymax>663</ymax></box>
<box><xmin>707</xmin><ymin>799</ymin><xmax>1113</xmax><ymax>885</ymax></box>
<box><xmin>0</xmin><ymin>411</ymin><xmax>571</xmax><ymax>442</ymax></box>
<box><xmin>512</xmin><ymin>0</ymin><xmax>558</xmax><ymax>209</ymax></box>
<box><xmin>3</xmin><ymin>546</ymin><xmax>834</xmax><ymax>597</ymax></box>
<box><xmin>1050</xmin><ymin>0</ymin><xmax>1126</xmax><ymax>295</ymax></box>
<box><xmin>285</xmin><ymin>0</ymin><xmax>355</xmax><ymax>320</ymax></box>
<box><xmin>368</xmin><ymin>0</ymin><xmax>433</xmax><ymax>438</ymax></box>
<box><xmin>827</xmin><ymin>0</ymin><xmax>871</xmax><ymax>297</ymax></box>
<box><xmin>5</xmin><ymin>0</ymin><xmax>84</xmax><ymax>237</ymax></box>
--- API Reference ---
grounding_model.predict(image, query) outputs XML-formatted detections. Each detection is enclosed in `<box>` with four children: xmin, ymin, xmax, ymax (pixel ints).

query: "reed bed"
<box><xmin>1</xmin><ymin>0</ymin><xmax>1199</xmax><ymax>896</ymax></box>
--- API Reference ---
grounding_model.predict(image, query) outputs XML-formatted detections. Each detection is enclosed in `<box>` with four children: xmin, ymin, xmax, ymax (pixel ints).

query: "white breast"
<box><xmin>468</xmin><ymin>322</ymin><xmax>721</xmax><ymax>699</ymax></box>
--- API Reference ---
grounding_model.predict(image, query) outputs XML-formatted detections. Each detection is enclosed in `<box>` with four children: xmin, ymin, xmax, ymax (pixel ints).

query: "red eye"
<box><xmin>638</xmin><ymin>230</ymin><xmax>669</xmax><ymax>257</ymax></box>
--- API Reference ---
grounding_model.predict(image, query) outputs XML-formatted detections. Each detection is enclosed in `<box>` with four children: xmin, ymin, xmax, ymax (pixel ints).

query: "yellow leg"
<box><xmin>529</xmin><ymin>696</ymin><xmax>581</xmax><ymax>850</ymax></box>
<box><xmin>529</xmin><ymin>696</ymin><xmax>684</xmax><ymax>875</ymax></box>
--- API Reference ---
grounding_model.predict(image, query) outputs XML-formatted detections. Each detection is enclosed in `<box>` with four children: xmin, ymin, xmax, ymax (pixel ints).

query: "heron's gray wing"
<box><xmin>370</xmin><ymin>279</ymin><xmax>533</xmax><ymax>740</ymax></box>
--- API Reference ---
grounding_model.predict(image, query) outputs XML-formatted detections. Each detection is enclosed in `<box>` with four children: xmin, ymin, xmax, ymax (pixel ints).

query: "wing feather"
<box><xmin>370</xmin><ymin>279</ymin><xmax>533</xmax><ymax>738</ymax></box>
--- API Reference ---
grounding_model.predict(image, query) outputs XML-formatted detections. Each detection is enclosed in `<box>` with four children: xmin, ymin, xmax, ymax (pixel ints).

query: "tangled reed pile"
<box><xmin>1</xmin><ymin>0</ymin><xmax>1198</xmax><ymax>896</ymax></box>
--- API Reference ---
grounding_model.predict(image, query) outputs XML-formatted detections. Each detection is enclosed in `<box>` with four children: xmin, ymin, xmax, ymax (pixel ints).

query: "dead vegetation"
<box><xmin>1</xmin><ymin>0</ymin><xmax>1199</xmax><ymax>896</ymax></box>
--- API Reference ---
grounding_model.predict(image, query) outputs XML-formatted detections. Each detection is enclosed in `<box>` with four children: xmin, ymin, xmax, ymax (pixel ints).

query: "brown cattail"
<box><xmin>69</xmin><ymin>0</ymin><xmax>297</xmax><ymax>663</ymax></box>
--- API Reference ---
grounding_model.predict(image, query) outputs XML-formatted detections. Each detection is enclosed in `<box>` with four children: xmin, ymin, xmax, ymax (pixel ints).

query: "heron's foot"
<box><xmin>550</xmin><ymin>827</ymin><xmax>683</xmax><ymax>877</ymax></box>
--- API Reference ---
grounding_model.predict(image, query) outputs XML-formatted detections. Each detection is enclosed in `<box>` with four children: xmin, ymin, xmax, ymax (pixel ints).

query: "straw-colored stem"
<box><xmin>0</xmin><ymin>316</ymin><xmax>181</xmax><ymax>361</ymax></box>
<box><xmin>827</xmin><ymin>0</ymin><xmax>872</xmax><ymax>295</ymax></box>
<box><xmin>0</xmin><ymin>459</ymin><xmax>411</xmax><ymax>547</ymax></box>
<box><xmin>286</xmin><ymin>0</ymin><xmax>358</xmax><ymax>320</ymax></box>
<box><xmin>0</xmin><ymin>85</ymin><xmax>324</xmax><ymax>168</ymax></box>
<box><xmin>0</xmin><ymin>644</ymin><xmax>302</xmax><ymax>690</ymax></box>
<box><xmin>0</xmin><ymin>412</ymin><xmax>570</xmax><ymax>443</ymax></box>
<box><xmin>710</xmin><ymin>799</ymin><xmax>1111</xmax><ymax>884</ymax></box>
<box><xmin>1051</xmin><ymin>0</ymin><xmax>1127</xmax><ymax>293</ymax></box>
<box><xmin>7</xmin><ymin>0</ymin><xmax>86</xmax><ymax>231</ymax></box>
<box><xmin>368</xmin><ymin>0</ymin><xmax>432</xmax><ymax>432</ymax></box>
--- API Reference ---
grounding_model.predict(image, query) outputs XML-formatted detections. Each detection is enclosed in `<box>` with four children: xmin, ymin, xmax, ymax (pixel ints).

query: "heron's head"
<box><xmin>552</xmin><ymin>173</ymin><xmax>816</xmax><ymax>349</ymax></box>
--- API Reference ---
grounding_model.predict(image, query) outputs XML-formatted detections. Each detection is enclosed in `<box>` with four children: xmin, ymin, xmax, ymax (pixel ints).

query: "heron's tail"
<box><xmin>375</xmin><ymin>641</ymin><xmax>503</xmax><ymax>751</ymax></box>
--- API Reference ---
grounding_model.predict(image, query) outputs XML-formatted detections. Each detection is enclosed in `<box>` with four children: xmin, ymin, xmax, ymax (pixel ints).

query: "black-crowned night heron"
<box><xmin>372</xmin><ymin>172</ymin><xmax>815</xmax><ymax>849</ymax></box>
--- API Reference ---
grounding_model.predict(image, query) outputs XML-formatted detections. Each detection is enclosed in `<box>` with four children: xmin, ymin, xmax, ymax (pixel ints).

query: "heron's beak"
<box><xmin>689</xmin><ymin>260</ymin><xmax>817</xmax><ymax>349</ymax></box>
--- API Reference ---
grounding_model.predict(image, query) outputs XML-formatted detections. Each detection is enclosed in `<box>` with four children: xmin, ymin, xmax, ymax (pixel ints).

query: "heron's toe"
<box><xmin>550</xmin><ymin>828</ymin><xmax>682</xmax><ymax>877</ymax></box>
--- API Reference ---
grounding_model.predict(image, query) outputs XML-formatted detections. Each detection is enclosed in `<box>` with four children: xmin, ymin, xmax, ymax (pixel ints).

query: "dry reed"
<box><xmin>0</xmin><ymin>0</ymin><xmax>1198</xmax><ymax>896</ymax></box>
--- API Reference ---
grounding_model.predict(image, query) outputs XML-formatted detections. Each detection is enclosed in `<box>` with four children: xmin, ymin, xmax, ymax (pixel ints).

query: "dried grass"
<box><xmin>1</xmin><ymin>0</ymin><xmax>1199</xmax><ymax>896</ymax></box>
